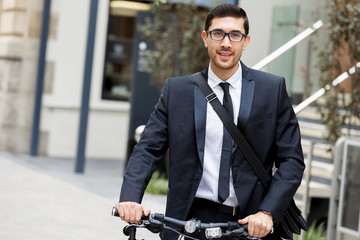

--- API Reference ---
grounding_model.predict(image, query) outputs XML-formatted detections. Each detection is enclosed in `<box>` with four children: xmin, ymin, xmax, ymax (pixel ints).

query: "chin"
<box><xmin>216</xmin><ymin>62</ymin><xmax>237</xmax><ymax>71</ymax></box>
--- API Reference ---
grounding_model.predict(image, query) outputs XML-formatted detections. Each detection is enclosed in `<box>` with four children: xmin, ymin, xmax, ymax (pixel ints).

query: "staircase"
<box><xmin>294</xmin><ymin>101</ymin><xmax>360</xmax><ymax>223</ymax></box>
<box><xmin>295</xmin><ymin>105</ymin><xmax>333</xmax><ymax>217</ymax></box>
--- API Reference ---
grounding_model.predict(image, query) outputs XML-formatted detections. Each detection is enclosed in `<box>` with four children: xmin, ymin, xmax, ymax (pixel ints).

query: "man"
<box><xmin>117</xmin><ymin>4</ymin><xmax>305</xmax><ymax>240</ymax></box>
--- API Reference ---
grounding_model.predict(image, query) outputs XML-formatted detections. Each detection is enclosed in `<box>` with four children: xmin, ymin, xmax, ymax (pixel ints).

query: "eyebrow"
<box><xmin>210</xmin><ymin>28</ymin><xmax>242</xmax><ymax>33</ymax></box>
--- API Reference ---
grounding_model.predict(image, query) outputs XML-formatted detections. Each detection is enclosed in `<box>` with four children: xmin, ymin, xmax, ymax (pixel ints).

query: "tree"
<box><xmin>317</xmin><ymin>0</ymin><xmax>360</xmax><ymax>143</ymax></box>
<box><xmin>138</xmin><ymin>2</ymin><xmax>209</xmax><ymax>90</ymax></box>
<box><xmin>154</xmin><ymin>0</ymin><xmax>167</xmax><ymax>5</ymax></box>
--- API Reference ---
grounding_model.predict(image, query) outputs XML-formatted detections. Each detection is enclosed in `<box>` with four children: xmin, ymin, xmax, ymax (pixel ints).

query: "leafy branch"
<box><xmin>138</xmin><ymin>2</ymin><xmax>209</xmax><ymax>90</ymax></box>
<box><xmin>153</xmin><ymin>0</ymin><xmax>167</xmax><ymax>5</ymax></box>
<box><xmin>317</xmin><ymin>0</ymin><xmax>360</xmax><ymax>143</ymax></box>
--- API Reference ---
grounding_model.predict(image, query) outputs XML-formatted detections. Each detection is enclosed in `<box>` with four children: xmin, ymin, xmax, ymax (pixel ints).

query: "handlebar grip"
<box><xmin>111</xmin><ymin>206</ymin><xmax>148</xmax><ymax>220</ymax></box>
<box><xmin>243</xmin><ymin>223</ymin><xmax>248</xmax><ymax>232</ymax></box>
<box><xmin>112</xmin><ymin>206</ymin><xmax>120</xmax><ymax>217</ymax></box>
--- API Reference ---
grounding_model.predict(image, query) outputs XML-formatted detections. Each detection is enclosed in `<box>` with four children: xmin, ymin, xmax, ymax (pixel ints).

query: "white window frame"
<box><xmin>337</xmin><ymin>138</ymin><xmax>360</xmax><ymax>237</ymax></box>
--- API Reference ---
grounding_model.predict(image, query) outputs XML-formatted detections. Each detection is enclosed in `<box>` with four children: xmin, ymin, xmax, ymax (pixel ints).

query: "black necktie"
<box><xmin>218</xmin><ymin>82</ymin><xmax>233</xmax><ymax>203</ymax></box>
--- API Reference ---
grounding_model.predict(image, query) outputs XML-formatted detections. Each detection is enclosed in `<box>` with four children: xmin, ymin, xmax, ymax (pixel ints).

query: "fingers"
<box><xmin>238</xmin><ymin>217</ymin><xmax>248</xmax><ymax>225</ymax></box>
<box><xmin>239</xmin><ymin>212</ymin><xmax>273</xmax><ymax>238</ymax></box>
<box><xmin>116</xmin><ymin>202</ymin><xmax>148</xmax><ymax>223</ymax></box>
<box><xmin>142</xmin><ymin>206</ymin><xmax>151</xmax><ymax>216</ymax></box>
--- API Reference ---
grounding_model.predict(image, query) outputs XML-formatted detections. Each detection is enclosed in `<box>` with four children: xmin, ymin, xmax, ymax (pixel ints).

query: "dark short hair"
<box><xmin>205</xmin><ymin>4</ymin><xmax>249</xmax><ymax>35</ymax></box>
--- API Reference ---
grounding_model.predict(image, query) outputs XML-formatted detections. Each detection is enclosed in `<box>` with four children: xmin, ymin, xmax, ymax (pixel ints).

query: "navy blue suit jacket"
<box><xmin>120</xmin><ymin>62</ymin><xmax>305</xmax><ymax>239</ymax></box>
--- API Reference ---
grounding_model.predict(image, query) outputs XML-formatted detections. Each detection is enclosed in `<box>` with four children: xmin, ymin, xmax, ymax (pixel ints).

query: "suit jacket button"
<box><xmin>195</xmin><ymin>174</ymin><xmax>201</xmax><ymax>180</ymax></box>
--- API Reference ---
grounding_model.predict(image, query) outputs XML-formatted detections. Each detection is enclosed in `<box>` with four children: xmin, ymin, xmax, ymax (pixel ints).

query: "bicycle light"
<box><xmin>205</xmin><ymin>227</ymin><xmax>222</xmax><ymax>239</ymax></box>
<box><xmin>184</xmin><ymin>220</ymin><xmax>196</xmax><ymax>234</ymax></box>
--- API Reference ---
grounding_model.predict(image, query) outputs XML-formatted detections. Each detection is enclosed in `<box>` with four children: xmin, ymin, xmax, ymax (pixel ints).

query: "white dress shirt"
<box><xmin>195</xmin><ymin>62</ymin><xmax>242</xmax><ymax>207</ymax></box>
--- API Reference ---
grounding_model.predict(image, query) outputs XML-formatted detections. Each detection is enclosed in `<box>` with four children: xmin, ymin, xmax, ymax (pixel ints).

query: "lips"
<box><xmin>218</xmin><ymin>51</ymin><xmax>232</xmax><ymax>59</ymax></box>
<box><xmin>219</xmin><ymin>52</ymin><xmax>232</xmax><ymax>56</ymax></box>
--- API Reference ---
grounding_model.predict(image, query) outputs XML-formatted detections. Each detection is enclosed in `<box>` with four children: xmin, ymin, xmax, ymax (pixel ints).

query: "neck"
<box><xmin>210</xmin><ymin>63</ymin><xmax>239</xmax><ymax>81</ymax></box>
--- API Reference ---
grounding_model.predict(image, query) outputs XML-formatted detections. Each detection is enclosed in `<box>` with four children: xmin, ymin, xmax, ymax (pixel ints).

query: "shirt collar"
<box><xmin>208</xmin><ymin>62</ymin><xmax>242</xmax><ymax>89</ymax></box>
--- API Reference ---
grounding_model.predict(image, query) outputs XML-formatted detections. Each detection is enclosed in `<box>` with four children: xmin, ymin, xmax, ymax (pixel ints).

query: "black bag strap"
<box><xmin>192</xmin><ymin>72</ymin><xmax>272</xmax><ymax>189</ymax></box>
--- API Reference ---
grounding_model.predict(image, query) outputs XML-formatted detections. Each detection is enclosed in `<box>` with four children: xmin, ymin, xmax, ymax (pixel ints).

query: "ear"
<box><xmin>201</xmin><ymin>30</ymin><xmax>208</xmax><ymax>48</ymax></box>
<box><xmin>242</xmin><ymin>35</ymin><xmax>250</xmax><ymax>50</ymax></box>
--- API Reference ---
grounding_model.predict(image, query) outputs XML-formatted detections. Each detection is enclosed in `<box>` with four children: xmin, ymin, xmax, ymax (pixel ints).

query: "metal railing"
<box><xmin>252</xmin><ymin>20</ymin><xmax>323</xmax><ymax>71</ymax></box>
<box><xmin>294</xmin><ymin>61</ymin><xmax>360</xmax><ymax>114</ymax></box>
<box><xmin>327</xmin><ymin>137</ymin><xmax>360</xmax><ymax>240</ymax></box>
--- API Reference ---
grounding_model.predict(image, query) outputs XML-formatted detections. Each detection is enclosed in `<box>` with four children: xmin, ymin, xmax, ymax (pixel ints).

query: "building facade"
<box><xmin>0</xmin><ymin>0</ymin><xmax>326</xmax><ymax>160</ymax></box>
<box><xmin>0</xmin><ymin>0</ymin><xmax>42</xmax><ymax>154</ymax></box>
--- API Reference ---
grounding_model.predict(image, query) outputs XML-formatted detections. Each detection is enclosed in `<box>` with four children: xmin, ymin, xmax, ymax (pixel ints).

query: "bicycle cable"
<box><xmin>163</xmin><ymin>226</ymin><xmax>200</xmax><ymax>240</ymax></box>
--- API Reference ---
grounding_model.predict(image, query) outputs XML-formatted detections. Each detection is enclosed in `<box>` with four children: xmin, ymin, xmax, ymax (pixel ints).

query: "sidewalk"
<box><xmin>0</xmin><ymin>152</ymin><xmax>166</xmax><ymax>240</ymax></box>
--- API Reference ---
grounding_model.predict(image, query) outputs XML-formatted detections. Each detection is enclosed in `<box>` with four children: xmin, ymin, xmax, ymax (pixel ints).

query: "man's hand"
<box><xmin>238</xmin><ymin>211</ymin><xmax>273</xmax><ymax>238</ymax></box>
<box><xmin>116</xmin><ymin>201</ymin><xmax>151</xmax><ymax>223</ymax></box>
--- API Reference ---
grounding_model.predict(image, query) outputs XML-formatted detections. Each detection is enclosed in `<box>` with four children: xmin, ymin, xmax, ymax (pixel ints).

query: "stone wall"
<box><xmin>0</xmin><ymin>0</ymin><xmax>43</xmax><ymax>153</ymax></box>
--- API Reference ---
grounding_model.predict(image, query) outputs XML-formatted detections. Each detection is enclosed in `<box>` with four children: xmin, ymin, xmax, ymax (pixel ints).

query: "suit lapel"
<box><xmin>194</xmin><ymin>68</ymin><xmax>208</xmax><ymax>166</ymax></box>
<box><xmin>238</xmin><ymin>61</ymin><xmax>254</xmax><ymax>131</ymax></box>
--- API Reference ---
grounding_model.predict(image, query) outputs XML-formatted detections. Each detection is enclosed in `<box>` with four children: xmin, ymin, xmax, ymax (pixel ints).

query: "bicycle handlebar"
<box><xmin>112</xmin><ymin>207</ymin><xmax>260</xmax><ymax>240</ymax></box>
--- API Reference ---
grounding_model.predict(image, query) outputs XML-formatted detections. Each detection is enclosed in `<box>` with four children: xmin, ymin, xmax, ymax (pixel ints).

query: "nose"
<box><xmin>220</xmin><ymin>34</ymin><xmax>232</xmax><ymax>48</ymax></box>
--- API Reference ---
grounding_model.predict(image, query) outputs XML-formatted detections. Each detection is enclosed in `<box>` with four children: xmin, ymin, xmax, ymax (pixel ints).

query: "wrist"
<box><xmin>260</xmin><ymin>210</ymin><xmax>273</xmax><ymax>219</ymax></box>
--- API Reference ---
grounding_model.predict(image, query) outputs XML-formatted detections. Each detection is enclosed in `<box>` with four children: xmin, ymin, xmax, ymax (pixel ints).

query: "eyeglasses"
<box><xmin>207</xmin><ymin>30</ymin><xmax>247</xmax><ymax>43</ymax></box>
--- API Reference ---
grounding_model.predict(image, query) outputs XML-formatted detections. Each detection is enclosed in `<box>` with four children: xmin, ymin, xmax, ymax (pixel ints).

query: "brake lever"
<box><xmin>144</xmin><ymin>215</ymin><xmax>166</xmax><ymax>233</ymax></box>
<box><xmin>123</xmin><ymin>223</ymin><xmax>146</xmax><ymax>236</ymax></box>
<box><xmin>222</xmin><ymin>228</ymin><xmax>260</xmax><ymax>240</ymax></box>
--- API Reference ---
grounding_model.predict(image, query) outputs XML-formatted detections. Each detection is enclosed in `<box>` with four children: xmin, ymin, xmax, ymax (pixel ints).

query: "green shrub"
<box><xmin>145</xmin><ymin>171</ymin><xmax>168</xmax><ymax>195</ymax></box>
<box><xmin>293</xmin><ymin>222</ymin><xmax>326</xmax><ymax>240</ymax></box>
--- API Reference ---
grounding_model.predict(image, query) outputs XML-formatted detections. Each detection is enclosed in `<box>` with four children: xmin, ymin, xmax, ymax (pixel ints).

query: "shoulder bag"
<box><xmin>191</xmin><ymin>72</ymin><xmax>308</xmax><ymax>239</ymax></box>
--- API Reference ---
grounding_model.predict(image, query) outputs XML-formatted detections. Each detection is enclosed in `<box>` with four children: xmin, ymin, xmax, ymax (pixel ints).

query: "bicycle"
<box><xmin>112</xmin><ymin>207</ymin><xmax>260</xmax><ymax>240</ymax></box>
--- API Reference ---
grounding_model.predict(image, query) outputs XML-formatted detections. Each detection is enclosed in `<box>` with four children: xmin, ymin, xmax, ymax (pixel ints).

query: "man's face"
<box><xmin>201</xmin><ymin>17</ymin><xmax>250</xmax><ymax>78</ymax></box>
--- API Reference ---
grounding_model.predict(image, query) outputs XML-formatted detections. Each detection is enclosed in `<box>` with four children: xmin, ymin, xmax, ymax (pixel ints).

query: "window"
<box><xmin>102</xmin><ymin>1</ymin><xmax>151</xmax><ymax>101</ymax></box>
<box><xmin>337</xmin><ymin>139</ymin><xmax>360</xmax><ymax>237</ymax></box>
<box><xmin>268</xmin><ymin>5</ymin><xmax>299</xmax><ymax>98</ymax></box>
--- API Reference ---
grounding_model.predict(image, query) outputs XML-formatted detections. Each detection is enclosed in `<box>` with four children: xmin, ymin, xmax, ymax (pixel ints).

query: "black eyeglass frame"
<box><xmin>207</xmin><ymin>30</ymin><xmax>247</xmax><ymax>43</ymax></box>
